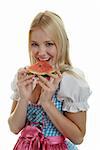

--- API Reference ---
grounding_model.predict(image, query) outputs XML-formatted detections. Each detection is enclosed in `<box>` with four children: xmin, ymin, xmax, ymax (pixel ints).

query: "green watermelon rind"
<box><xmin>27</xmin><ymin>61</ymin><xmax>56</xmax><ymax>76</ymax></box>
<box><xmin>27</xmin><ymin>69</ymin><xmax>56</xmax><ymax>75</ymax></box>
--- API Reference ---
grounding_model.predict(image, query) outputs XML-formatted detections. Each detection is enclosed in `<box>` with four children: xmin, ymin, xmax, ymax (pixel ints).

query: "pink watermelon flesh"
<box><xmin>28</xmin><ymin>61</ymin><xmax>55</xmax><ymax>75</ymax></box>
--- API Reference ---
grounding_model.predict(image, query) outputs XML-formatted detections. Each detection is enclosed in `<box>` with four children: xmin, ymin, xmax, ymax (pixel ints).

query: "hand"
<box><xmin>38</xmin><ymin>71</ymin><xmax>62</xmax><ymax>105</ymax></box>
<box><xmin>17</xmin><ymin>68</ymin><xmax>38</xmax><ymax>101</ymax></box>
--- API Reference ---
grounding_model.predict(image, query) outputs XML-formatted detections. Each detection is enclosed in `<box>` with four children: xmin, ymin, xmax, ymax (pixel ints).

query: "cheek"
<box><xmin>31</xmin><ymin>49</ymin><xmax>37</xmax><ymax>57</ymax></box>
<box><xmin>31</xmin><ymin>51</ymin><xmax>35</xmax><ymax>58</ymax></box>
<box><xmin>49</xmin><ymin>46</ymin><xmax>57</xmax><ymax>56</ymax></box>
<box><xmin>51</xmin><ymin>49</ymin><xmax>57</xmax><ymax>59</ymax></box>
<box><xmin>48</xmin><ymin>52</ymin><xmax>56</xmax><ymax>59</ymax></box>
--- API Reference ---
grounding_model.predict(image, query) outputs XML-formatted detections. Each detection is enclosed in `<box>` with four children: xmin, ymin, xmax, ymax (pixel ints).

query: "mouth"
<box><xmin>37</xmin><ymin>57</ymin><xmax>51</xmax><ymax>62</ymax></box>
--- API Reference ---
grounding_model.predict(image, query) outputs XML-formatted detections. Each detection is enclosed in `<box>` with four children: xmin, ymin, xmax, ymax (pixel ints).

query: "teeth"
<box><xmin>38</xmin><ymin>58</ymin><xmax>50</xmax><ymax>61</ymax></box>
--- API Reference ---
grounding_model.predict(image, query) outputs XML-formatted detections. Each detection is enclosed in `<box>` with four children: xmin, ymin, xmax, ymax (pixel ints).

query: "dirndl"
<box><xmin>13</xmin><ymin>125</ymin><xmax>68</xmax><ymax>150</ymax></box>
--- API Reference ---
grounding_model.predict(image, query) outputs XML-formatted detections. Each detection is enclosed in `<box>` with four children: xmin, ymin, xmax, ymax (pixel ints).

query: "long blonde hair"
<box><xmin>28</xmin><ymin>10</ymin><xmax>84</xmax><ymax>79</ymax></box>
<box><xmin>29</xmin><ymin>11</ymin><xmax>71</xmax><ymax>66</ymax></box>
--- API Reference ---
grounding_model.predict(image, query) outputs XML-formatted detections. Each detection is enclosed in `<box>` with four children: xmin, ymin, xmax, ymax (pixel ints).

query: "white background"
<box><xmin>0</xmin><ymin>0</ymin><xmax>99</xmax><ymax>149</ymax></box>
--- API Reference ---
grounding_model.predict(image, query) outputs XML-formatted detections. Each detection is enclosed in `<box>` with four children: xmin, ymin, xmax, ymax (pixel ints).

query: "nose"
<box><xmin>38</xmin><ymin>45</ymin><xmax>47</xmax><ymax>56</ymax></box>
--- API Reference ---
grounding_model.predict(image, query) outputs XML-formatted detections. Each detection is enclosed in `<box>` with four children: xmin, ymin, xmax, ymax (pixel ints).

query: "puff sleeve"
<box><xmin>10</xmin><ymin>73</ymin><xmax>20</xmax><ymax>101</ymax></box>
<box><xmin>57</xmin><ymin>69</ymin><xmax>92</xmax><ymax>112</ymax></box>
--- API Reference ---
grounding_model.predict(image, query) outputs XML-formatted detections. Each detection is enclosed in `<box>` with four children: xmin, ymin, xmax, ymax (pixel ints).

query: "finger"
<box><xmin>47</xmin><ymin>73</ymin><xmax>57</xmax><ymax>78</ymax></box>
<box><xmin>49</xmin><ymin>77</ymin><xmax>54</xmax><ymax>83</ymax></box>
<box><xmin>38</xmin><ymin>80</ymin><xmax>49</xmax><ymax>91</ymax></box>
<box><xmin>38</xmin><ymin>75</ymin><xmax>47</xmax><ymax>82</ymax></box>
<box><xmin>17</xmin><ymin>78</ymin><xmax>33</xmax><ymax>87</ymax></box>
<box><xmin>18</xmin><ymin>74</ymin><xmax>34</xmax><ymax>83</ymax></box>
<box><xmin>18</xmin><ymin>68</ymin><xmax>27</xmax><ymax>74</ymax></box>
<box><xmin>24</xmin><ymin>66</ymin><xmax>29</xmax><ymax>69</ymax></box>
<box><xmin>32</xmin><ymin>78</ymin><xmax>38</xmax><ymax>90</ymax></box>
<box><xmin>17</xmin><ymin>68</ymin><xmax>27</xmax><ymax>80</ymax></box>
<box><xmin>56</xmin><ymin>70</ymin><xmax>62</xmax><ymax>77</ymax></box>
<box><xmin>53</xmin><ymin>73</ymin><xmax>62</xmax><ymax>85</ymax></box>
<box><xmin>38</xmin><ymin>76</ymin><xmax>50</xmax><ymax>87</ymax></box>
<box><xmin>48</xmin><ymin>70</ymin><xmax>62</xmax><ymax>79</ymax></box>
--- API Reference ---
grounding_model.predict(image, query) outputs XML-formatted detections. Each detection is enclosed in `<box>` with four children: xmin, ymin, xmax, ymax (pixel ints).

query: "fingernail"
<box><xmin>32</xmin><ymin>76</ymin><xmax>35</xmax><ymax>80</ymax></box>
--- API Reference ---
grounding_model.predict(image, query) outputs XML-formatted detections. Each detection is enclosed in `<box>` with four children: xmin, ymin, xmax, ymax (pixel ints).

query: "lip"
<box><xmin>37</xmin><ymin>58</ymin><xmax>51</xmax><ymax>61</ymax></box>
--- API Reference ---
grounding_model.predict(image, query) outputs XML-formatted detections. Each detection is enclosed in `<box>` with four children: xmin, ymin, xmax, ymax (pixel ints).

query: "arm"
<box><xmin>38</xmin><ymin>73</ymin><xmax>87</xmax><ymax>144</ymax></box>
<box><xmin>8</xmin><ymin>99</ymin><xmax>28</xmax><ymax>134</ymax></box>
<box><xmin>8</xmin><ymin>68</ymin><xmax>38</xmax><ymax>134</ymax></box>
<box><xmin>42</xmin><ymin>100</ymin><xmax>86</xmax><ymax>144</ymax></box>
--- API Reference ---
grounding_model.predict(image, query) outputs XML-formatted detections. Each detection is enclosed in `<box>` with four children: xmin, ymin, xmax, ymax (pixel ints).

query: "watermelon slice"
<box><xmin>27</xmin><ymin>61</ymin><xmax>56</xmax><ymax>78</ymax></box>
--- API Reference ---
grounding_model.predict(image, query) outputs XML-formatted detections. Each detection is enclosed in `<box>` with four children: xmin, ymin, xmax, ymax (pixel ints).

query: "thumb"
<box><xmin>32</xmin><ymin>78</ymin><xmax>38</xmax><ymax>90</ymax></box>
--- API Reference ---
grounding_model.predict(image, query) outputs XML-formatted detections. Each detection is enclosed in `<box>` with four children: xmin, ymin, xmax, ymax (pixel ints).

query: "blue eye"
<box><xmin>46</xmin><ymin>42</ymin><xmax>54</xmax><ymax>47</ymax></box>
<box><xmin>31</xmin><ymin>43</ymin><xmax>39</xmax><ymax>47</ymax></box>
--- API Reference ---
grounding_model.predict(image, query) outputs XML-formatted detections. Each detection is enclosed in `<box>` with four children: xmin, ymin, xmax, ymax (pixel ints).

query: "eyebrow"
<box><xmin>31</xmin><ymin>40</ymin><xmax>54</xmax><ymax>43</ymax></box>
<box><xmin>31</xmin><ymin>41</ymin><xmax>38</xmax><ymax>43</ymax></box>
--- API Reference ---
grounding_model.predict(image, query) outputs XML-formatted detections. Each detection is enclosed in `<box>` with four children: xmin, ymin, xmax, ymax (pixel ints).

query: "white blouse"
<box><xmin>10</xmin><ymin>73</ymin><xmax>20</xmax><ymax>100</ymax></box>
<box><xmin>57</xmin><ymin>68</ymin><xmax>92</xmax><ymax>112</ymax></box>
<box><xmin>11</xmin><ymin>68</ymin><xmax>92</xmax><ymax>112</ymax></box>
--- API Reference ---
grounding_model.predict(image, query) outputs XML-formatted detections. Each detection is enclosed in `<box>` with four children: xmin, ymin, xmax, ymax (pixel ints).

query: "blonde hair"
<box><xmin>29</xmin><ymin>11</ymin><xmax>72</xmax><ymax>68</ymax></box>
<box><xmin>28</xmin><ymin>11</ymin><xmax>84</xmax><ymax>79</ymax></box>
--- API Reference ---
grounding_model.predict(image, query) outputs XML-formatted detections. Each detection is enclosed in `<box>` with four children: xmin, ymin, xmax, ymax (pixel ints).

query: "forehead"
<box><xmin>30</xmin><ymin>27</ymin><xmax>52</xmax><ymax>42</ymax></box>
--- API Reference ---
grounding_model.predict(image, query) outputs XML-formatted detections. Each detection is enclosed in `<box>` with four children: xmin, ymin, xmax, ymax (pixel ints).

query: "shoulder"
<box><xmin>57</xmin><ymin>67</ymin><xmax>92</xmax><ymax>112</ymax></box>
<box><xmin>11</xmin><ymin>67</ymin><xmax>23</xmax><ymax>88</ymax></box>
<box><xmin>62</xmin><ymin>67</ymin><xmax>85</xmax><ymax>79</ymax></box>
<box><xmin>61</xmin><ymin>67</ymin><xmax>89</xmax><ymax>90</ymax></box>
<box><xmin>10</xmin><ymin>67</ymin><xmax>25</xmax><ymax>101</ymax></box>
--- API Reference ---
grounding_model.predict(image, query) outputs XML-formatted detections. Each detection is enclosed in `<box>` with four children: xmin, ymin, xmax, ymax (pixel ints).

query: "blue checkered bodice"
<box><xmin>26</xmin><ymin>95</ymin><xmax>78</xmax><ymax>150</ymax></box>
<box><xmin>26</xmin><ymin>95</ymin><xmax>62</xmax><ymax>137</ymax></box>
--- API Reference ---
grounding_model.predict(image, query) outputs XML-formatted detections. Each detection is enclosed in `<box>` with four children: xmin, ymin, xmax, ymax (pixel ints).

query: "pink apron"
<box><xmin>13</xmin><ymin>125</ymin><xmax>68</xmax><ymax>150</ymax></box>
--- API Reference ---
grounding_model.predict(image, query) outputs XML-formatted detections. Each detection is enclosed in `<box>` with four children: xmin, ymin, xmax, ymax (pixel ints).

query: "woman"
<box><xmin>8</xmin><ymin>10</ymin><xmax>91</xmax><ymax>150</ymax></box>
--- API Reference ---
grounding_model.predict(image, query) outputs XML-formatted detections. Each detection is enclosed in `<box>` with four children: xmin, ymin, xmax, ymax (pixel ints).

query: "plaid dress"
<box><xmin>12</xmin><ymin>69</ymin><xmax>92</xmax><ymax>149</ymax></box>
<box><xmin>26</xmin><ymin>95</ymin><xmax>78</xmax><ymax>150</ymax></box>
